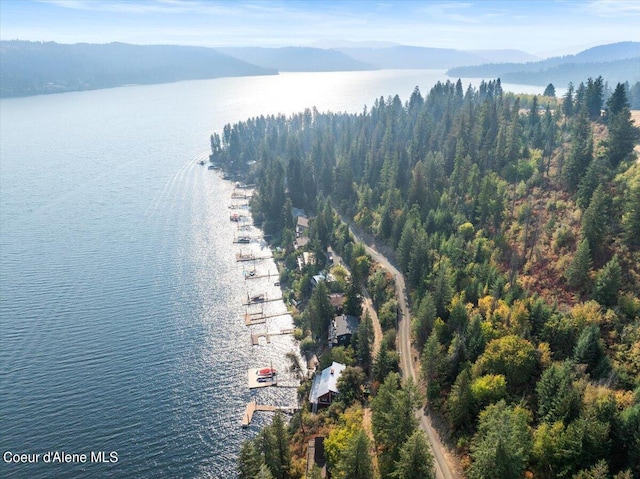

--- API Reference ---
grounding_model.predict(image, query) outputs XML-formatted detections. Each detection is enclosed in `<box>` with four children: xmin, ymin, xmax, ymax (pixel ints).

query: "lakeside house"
<box><xmin>309</xmin><ymin>361</ymin><xmax>346</xmax><ymax>413</ymax></box>
<box><xmin>296</xmin><ymin>215</ymin><xmax>309</xmax><ymax>238</ymax></box>
<box><xmin>312</xmin><ymin>271</ymin><xmax>336</xmax><ymax>288</ymax></box>
<box><xmin>329</xmin><ymin>314</ymin><xmax>359</xmax><ymax>347</ymax></box>
<box><xmin>297</xmin><ymin>251</ymin><xmax>316</xmax><ymax>271</ymax></box>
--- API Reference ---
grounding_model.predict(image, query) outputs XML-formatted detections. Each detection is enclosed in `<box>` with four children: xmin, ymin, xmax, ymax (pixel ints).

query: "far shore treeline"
<box><xmin>211</xmin><ymin>77</ymin><xmax>640</xmax><ymax>478</ymax></box>
<box><xmin>2</xmin><ymin>40</ymin><xmax>639</xmax><ymax>100</ymax></box>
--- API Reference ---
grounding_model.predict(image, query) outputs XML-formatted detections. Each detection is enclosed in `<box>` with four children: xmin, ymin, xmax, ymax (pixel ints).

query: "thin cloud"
<box><xmin>38</xmin><ymin>0</ymin><xmax>240</xmax><ymax>15</ymax></box>
<box><xmin>586</xmin><ymin>0</ymin><xmax>640</xmax><ymax>17</ymax></box>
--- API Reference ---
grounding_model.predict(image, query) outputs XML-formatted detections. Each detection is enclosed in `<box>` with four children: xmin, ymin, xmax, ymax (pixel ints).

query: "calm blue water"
<box><xmin>0</xmin><ymin>70</ymin><xmax>546</xmax><ymax>478</ymax></box>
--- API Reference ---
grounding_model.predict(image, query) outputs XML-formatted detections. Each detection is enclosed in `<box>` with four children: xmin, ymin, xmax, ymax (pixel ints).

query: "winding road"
<box><xmin>340</xmin><ymin>215</ymin><xmax>460</xmax><ymax>479</ymax></box>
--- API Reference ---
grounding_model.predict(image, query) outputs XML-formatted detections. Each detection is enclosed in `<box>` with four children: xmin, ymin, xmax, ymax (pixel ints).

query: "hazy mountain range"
<box><xmin>0</xmin><ymin>41</ymin><xmax>276</xmax><ymax>98</ymax></box>
<box><xmin>1</xmin><ymin>40</ymin><xmax>638</xmax><ymax>98</ymax></box>
<box><xmin>448</xmin><ymin>41</ymin><xmax>640</xmax><ymax>86</ymax></box>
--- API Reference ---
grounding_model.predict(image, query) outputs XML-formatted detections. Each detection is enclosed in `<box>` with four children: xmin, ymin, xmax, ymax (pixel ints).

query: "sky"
<box><xmin>1</xmin><ymin>0</ymin><xmax>639</xmax><ymax>57</ymax></box>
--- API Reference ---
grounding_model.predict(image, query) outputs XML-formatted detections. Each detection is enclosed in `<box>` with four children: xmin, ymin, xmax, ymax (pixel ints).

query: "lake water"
<box><xmin>0</xmin><ymin>70</ymin><xmax>546</xmax><ymax>478</ymax></box>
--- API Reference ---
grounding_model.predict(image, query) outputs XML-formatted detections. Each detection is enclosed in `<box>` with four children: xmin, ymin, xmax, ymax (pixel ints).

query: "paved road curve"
<box><xmin>340</xmin><ymin>215</ymin><xmax>459</xmax><ymax>479</ymax></box>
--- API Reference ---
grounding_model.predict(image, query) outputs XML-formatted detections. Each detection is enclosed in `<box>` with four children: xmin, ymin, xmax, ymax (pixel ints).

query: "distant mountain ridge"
<box><xmin>215</xmin><ymin>46</ymin><xmax>375</xmax><ymax>72</ymax></box>
<box><xmin>447</xmin><ymin>41</ymin><xmax>640</xmax><ymax>86</ymax></box>
<box><xmin>2</xmin><ymin>40</ymin><xmax>639</xmax><ymax>98</ymax></box>
<box><xmin>0</xmin><ymin>41</ymin><xmax>277</xmax><ymax>98</ymax></box>
<box><xmin>336</xmin><ymin>45</ymin><xmax>539</xmax><ymax>69</ymax></box>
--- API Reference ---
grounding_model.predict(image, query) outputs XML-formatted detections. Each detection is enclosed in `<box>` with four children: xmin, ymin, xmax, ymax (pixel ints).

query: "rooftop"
<box><xmin>330</xmin><ymin>315</ymin><xmax>359</xmax><ymax>344</ymax></box>
<box><xmin>309</xmin><ymin>361</ymin><xmax>346</xmax><ymax>404</ymax></box>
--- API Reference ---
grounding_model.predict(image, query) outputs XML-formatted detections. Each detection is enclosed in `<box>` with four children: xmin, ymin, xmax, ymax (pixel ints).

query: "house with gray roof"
<box><xmin>309</xmin><ymin>361</ymin><xmax>346</xmax><ymax>413</ymax></box>
<box><xmin>329</xmin><ymin>314</ymin><xmax>359</xmax><ymax>347</ymax></box>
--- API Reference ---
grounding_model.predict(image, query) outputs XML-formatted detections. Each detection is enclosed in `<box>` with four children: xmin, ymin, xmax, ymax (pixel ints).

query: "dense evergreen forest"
<box><xmin>212</xmin><ymin>77</ymin><xmax>640</xmax><ymax>479</ymax></box>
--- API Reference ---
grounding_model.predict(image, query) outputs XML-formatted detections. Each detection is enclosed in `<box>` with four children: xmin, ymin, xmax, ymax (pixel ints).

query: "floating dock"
<box><xmin>247</xmin><ymin>368</ymin><xmax>278</xmax><ymax>389</ymax></box>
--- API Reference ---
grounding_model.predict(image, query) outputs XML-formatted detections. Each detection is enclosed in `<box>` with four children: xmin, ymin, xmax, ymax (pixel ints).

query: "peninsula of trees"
<box><xmin>212</xmin><ymin>77</ymin><xmax>640</xmax><ymax>478</ymax></box>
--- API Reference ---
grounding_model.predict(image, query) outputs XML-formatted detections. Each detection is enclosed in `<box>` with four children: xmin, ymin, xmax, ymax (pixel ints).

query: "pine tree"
<box><xmin>391</xmin><ymin>430</ymin><xmax>436</xmax><ymax>479</ymax></box>
<box><xmin>373</xmin><ymin>345</ymin><xmax>398</xmax><ymax>383</ymax></box>
<box><xmin>563</xmin><ymin>108</ymin><xmax>592</xmax><ymax>192</ymax></box>
<box><xmin>255</xmin><ymin>463</ymin><xmax>275</xmax><ymax>479</ymax></box>
<box><xmin>431</xmin><ymin>257</ymin><xmax>454</xmax><ymax>319</ymax></box>
<box><xmin>238</xmin><ymin>439</ymin><xmax>263</xmax><ymax>479</ymax></box>
<box><xmin>580</xmin><ymin>184</ymin><xmax>609</xmax><ymax>260</ymax></box>
<box><xmin>576</xmin><ymin>157</ymin><xmax>605</xmax><ymax>210</ymax></box>
<box><xmin>469</xmin><ymin>400</ymin><xmax>532</xmax><ymax>479</ymax></box>
<box><xmin>623</xmin><ymin>184</ymin><xmax>640</xmax><ymax>250</ymax></box>
<box><xmin>562</xmin><ymin>83</ymin><xmax>574</xmax><ymax>118</ymax></box>
<box><xmin>344</xmin><ymin>278</ymin><xmax>363</xmax><ymax>317</ymax></box>
<box><xmin>355</xmin><ymin>311</ymin><xmax>373</xmax><ymax>373</ymax></box>
<box><xmin>543</xmin><ymin>83</ymin><xmax>556</xmax><ymax>97</ymax></box>
<box><xmin>536</xmin><ymin>361</ymin><xmax>581</xmax><ymax>424</ymax></box>
<box><xmin>269</xmin><ymin>412</ymin><xmax>292</xmax><ymax>479</ymax></box>
<box><xmin>371</xmin><ymin>373</ymin><xmax>421</xmax><ymax>479</ymax></box>
<box><xmin>593</xmin><ymin>255</ymin><xmax>623</xmax><ymax>308</ymax></box>
<box><xmin>604</xmin><ymin>84</ymin><xmax>640</xmax><ymax>166</ymax></box>
<box><xmin>307</xmin><ymin>282</ymin><xmax>334</xmax><ymax>341</ymax></box>
<box><xmin>606</xmin><ymin>82</ymin><xmax>630</xmax><ymax>117</ymax></box>
<box><xmin>586</xmin><ymin>76</ymin><xmax>604</xmax><ymax>121</ymax></box>
<box><xmin>412</xmin><ymin>292</ymin><xmax>436</xmax><ymax>350</ymax></box>
<box><xmin>565</xmin><ymin>238</ymin><xmax>592</xmax><ymax>290</ymax></box>
<box><xmin>447</xmin><ymin>367</ymin><xmax>474</xmax><ymax>430</ymax></box>
<box><xmin>573</xmin><ymin>324</ymin><xmax>608</xmax><ymax>378</ymax></box>
<box><xmin>335</xmin><ymin>429</ymin><xmax>374</xmax><ymax>479</ymax></box>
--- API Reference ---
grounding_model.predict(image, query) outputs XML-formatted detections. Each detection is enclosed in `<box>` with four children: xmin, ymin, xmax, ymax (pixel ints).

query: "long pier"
<box><xmin>242</xmin><ymin>294</ymin><xmax>282</xmax><ymax>306</ymax></box>
<box><xmin>251</xmin><ymin>328</ymin><xmax>296</xmax><ymax>346</ymax></box>
<box><xmin>241</xmin><ymin>402</ymin><xmax>277</xmax><ymax>427</ymax></box>
<box><xmin>240</xmin><ymin>400</ymin><xmax>298</xmax><ymax>427</ymax></box>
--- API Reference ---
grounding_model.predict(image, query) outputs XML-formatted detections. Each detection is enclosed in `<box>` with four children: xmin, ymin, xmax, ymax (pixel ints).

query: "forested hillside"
<box><xmin>213</xmin><ymin>78</ymin><xmax>640</xmax><ymax>478</ymax></box>
<box><xmin>216</xmin><ymin>47</ymin><xmax>375</xmax><ymax>72</ymax></box>
<box><xmin>0</xmin><ymin>41</ymin><xmax>276</xmax><ymax>97</ymax></box>
<box><xmin>448</xmin><ymin>42</ymin><xmax>640</xmax><ymax>87</ymax></box>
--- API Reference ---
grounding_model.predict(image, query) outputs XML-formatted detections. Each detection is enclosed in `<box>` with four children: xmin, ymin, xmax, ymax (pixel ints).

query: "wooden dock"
<box><xmin>244</xmin><ymin>311</ymin><xmax>289</xmax><ymax>325</ymax></box>
<box><xmin>232</xmin><ymin>191</ymin><xmax>253</xmax><ymax>199</ymax></box>
<box><xmin>233</xmin><ymin>237</ymin><xmax>253</xmax><ymax>244</ymax></box>
<box><xmin>236</xmin><ymin>252</ymin><xmax>272</xmax><ymax>262</ymax></box>
<box><xmin>250</xmin><ymin>328</ymin><xmax>295</xmax><ymax>346</ymax></box>
<box><xmin>242</xmin><ymin>296</ymin><xmax>282</xmax><ymax>306</ymax></box>
<box><xmin>247</xmin><ymin>368</ymin><xmax>278</xmax><ymax>389</ymax></box>
<box><xmin>241</xmin><ymin>401</ymin><xmax>277</xmax><ymax>427</ymax></box>
<box><xmin>244</xmin><ymin>271</ymin><xmax>275</xmax><ymax>280</ymax></box>
<box><xmin>240</xmin><ymin>400</ymin><xmax>298</xmax><ymax>427</ymax></box>
<box><xmin>245</xmin><ymin>312</ymin><xmax>267</xmax><ymax>326</ymax></box>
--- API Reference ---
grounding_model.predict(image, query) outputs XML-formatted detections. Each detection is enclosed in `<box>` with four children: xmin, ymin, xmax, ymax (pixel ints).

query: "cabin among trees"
<box><xmin>309</xmin><ymin>362</ymin><xmax>346</xmax><ymax>413</ymax></box>
<box><xmin>329</xmin><ymin>314</ymin><xmax>359</xmax><ymax>347</ymax></box>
